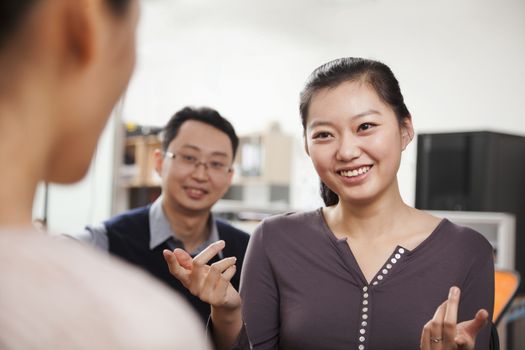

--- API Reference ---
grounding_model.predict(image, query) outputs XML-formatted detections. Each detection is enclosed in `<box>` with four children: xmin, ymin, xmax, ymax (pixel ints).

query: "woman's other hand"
<box><xmin>164</xmin><ymin>241</ymin><xmax>243</xmax><ymax>350</ymax></box>
<box><xmin>163</xmin><ymin>240</ymin><xmax>241</xmax><ymax>310</ymax></box>
<box><xmin>420</xmin><ymin>286</ymin><xmax>489</xmax><ymax>350</ymax></box>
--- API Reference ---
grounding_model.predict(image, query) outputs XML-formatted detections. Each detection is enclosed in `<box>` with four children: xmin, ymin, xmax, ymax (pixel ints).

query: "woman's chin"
<box><xmin>44</xmin><ymin>158</ymin><xmax>92</xmax><ymax>184</ymax></box>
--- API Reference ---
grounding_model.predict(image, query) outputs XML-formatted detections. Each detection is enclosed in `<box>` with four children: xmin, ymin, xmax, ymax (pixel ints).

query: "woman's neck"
<box><xmin>0</xmin><ymin>99</ymin><xmax>49</xmax><ymax>227</ymax></box>
<box><xmin>0</xmin><ymin>156</ymin><xmax>40</xmax><ymax>227</ymax></box>
<box><xmin>325</xmin><ymin>180</ymin><xmax>412</xmax><ymax>241</ymax></box>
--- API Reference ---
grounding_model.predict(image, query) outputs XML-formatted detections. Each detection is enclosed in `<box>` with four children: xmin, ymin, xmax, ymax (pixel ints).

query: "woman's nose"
<box><xmin>336</xmin><ymin>135</ymin><xmax>361</xmax><ymax>161</ymax></box>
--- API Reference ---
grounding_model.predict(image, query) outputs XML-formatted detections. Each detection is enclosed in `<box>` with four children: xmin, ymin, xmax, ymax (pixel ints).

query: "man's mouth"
<box><xmin>184</xmin><ymin>187</ymin><xmax>209</xmax><ymax>197</ymax></box>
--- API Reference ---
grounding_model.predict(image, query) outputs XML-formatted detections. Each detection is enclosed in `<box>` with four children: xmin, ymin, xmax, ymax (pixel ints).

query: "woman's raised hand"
<box><xmin>163</xmin><ymin>240</ymin><xmax>241</xmax><ymax>310</ymax></box>
<box><xmin>420</xmin><ymin>286</ymin><xmax>489</xmax><ymax>350</ymax></box>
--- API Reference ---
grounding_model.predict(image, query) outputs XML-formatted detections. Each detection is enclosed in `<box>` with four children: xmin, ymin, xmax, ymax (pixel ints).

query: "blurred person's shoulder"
<box><xmin>0</xmin><ymin>228</ymin><xmax>210</xmax><ymax>350</ymax></box>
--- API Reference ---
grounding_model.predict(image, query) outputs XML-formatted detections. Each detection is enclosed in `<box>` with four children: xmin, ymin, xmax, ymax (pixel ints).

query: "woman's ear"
<box><xmin>401</xmin><ymin>115</ymin><xmax>414</xmax><ymax>151</ymax></box>
<box><xmin>62</xmin><ymin>0</ymin><xmax>95</xmax><ymax>67</ymax></box>
<box><xmin>303</xmin><ymin>135</ymin><xmax>310</xmax><ymax>156</ymax></box>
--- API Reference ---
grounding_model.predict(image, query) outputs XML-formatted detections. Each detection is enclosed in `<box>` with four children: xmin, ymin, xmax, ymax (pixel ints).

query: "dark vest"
<box><xmin>104</xmin><ymin>205</ymin><xmax>250</xmax><ymax>324</ymax></box>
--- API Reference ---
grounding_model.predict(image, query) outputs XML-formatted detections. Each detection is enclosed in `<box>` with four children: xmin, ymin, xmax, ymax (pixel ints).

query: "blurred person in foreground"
<box><xmin>0</xmin><ymin>0</ymin><xmax>209</xmax><ymax>349</ymax></box>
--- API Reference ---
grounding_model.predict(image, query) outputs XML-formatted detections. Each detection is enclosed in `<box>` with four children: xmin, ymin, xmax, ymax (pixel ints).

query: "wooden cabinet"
<box><xmin>121</xmin><ymin>135</ymin><xmax>161</xmax><ymax>188</ymax></box>
<box><xmin>225</xmin><ymin>126</ymin><xmax>293</xmax><ymax>204</ymax></box>
<box><xmin>116</xmin><ymin>134</ymin><xmax>162</xmax><ymax>211</ymax></box>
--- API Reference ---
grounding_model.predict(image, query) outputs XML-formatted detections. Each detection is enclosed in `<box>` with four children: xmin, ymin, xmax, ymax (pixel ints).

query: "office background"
<box><xmin>34</xmin><ymin>0</ymin><xmax>525</xmax><ymax>234</ymax></box>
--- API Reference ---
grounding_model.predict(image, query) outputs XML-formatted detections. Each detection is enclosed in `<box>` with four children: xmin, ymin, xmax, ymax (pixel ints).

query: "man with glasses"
<box><xmin>71</xmin><ymin>106</ymin><xmax>250</xmax><ymax>324</ymax></box>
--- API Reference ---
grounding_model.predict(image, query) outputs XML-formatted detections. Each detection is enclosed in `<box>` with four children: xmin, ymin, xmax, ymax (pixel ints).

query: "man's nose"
<box><xmin>191</xmin><ymin>162</ymin><xmax>209</xmax><ymax>180</ymax></box>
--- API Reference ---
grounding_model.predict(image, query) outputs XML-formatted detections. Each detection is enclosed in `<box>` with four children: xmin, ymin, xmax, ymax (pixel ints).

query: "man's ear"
<box><xmin>154</xmin><ymin>149</ymin><xmax>164</xmax><ymax>176</ymax></box>
<box><xmin>401</xmin><ymin>115</ymin><xmax>414</xmax><ymax>151</ymax></box>
<box><xmin>226</xmin><ymin>166</ymin><xmax>235</xmax><ymax>186</ymax></box>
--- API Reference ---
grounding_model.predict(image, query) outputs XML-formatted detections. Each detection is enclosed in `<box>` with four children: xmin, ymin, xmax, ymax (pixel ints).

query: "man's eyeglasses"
<box><xmin>165</xmin><ymin>151</ymin><xmax>232</xmax><ymax>175</ymax></box>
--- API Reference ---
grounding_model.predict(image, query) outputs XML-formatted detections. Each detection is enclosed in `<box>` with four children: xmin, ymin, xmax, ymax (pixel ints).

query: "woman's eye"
<box><xmin>358</xmin><ymin>123</ymin><xmax>375</xmax><ymax>132</ymax></box>
<box><xmin>312</xmin><ymin>131</ymin><xmax>332</xmax><ymax>139</ymax></box>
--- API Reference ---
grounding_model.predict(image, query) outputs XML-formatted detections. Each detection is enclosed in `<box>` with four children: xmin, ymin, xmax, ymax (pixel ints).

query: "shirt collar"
<box><xmin>149</xmin><ymin>196</ymin><xmax>222</xmax><ymax>257</ymax></box>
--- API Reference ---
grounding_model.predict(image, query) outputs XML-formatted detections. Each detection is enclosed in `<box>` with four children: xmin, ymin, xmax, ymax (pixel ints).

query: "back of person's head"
<box><xmin>299</xmin><ymin>57</ymin><xmax>412</xmax><ymax>206</ymax></box>
<box><xmin>162</xmin><ymin>106</ymin><xmax>239</xmax><ymax>158</ymax></box>
<box><xmin>0</xmin><ymin>0</ymin><xmax>138</xmax><ymax>185</ymax></box>
<box><xmin>0</xmin><ymin>0</ymin><xmax>131</xmax><ymax>53</ymax></box>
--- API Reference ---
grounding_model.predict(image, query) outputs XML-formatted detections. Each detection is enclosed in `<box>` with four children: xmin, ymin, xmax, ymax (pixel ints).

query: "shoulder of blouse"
<box><xmin>440</xmin><ymin>219</ymin><xmax>494</xmax><ymax>255</ymax></box>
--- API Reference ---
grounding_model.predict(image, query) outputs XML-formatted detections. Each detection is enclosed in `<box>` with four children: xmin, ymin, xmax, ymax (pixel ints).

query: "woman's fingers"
<box><xmin>163</xmin><ymin>240</ymin><xmax>225</xmax><ymax>285</ymax></box>
<box><xmin>208</xmin><ymin>260</ymin><xmax>238</xmax><ymax>299</ymax></box>
<box><xmin>199</xmin><ymin>258</ymin><xmax>237</xmax><ymax>303</ymax></box>
<box><xmin>163</xmin><ymin>249</ymin><xmax>190</xmax><ymax>284</ymax></box>
<box><xmin>221</xmin><ymin>263</ymin><xmax>237</xmax><ymax>282</ymax></box>
<box><xmin>164</xmin><ymin>240</ymin><xmax>240</xmax><ymax>308</ymax></box>
<box><xmin>173</xmin><ymin>248</ymin><xmax>193</xmax><ymax>270</ymax></box>
<box><xmin>455</xmin><ymin>309</ymin><xmax>489</xmax><ymax>347</ymax></box>
<box><xmin>421</xmin><ymin>304</ymin><xmax>447</xmax><ymax>350</ymax></box>
<box><xmin>442</xmin><ymin>287</ymin><xmax>460</xmax><ymax>346</ymax></box>
<box><xmin>429</xmin><ymin>300</ymin><xmax>447</xmax><ymax>348</ymax></box>
<box><xmin>201</xmin><ymin>256</ymin><xmax>237</xmax><ymax>291</ymax></box>
<box><xmin>420</xmin><ymin>319</ymin><xmax>432</xmax><ymax>350</ymax></box>
<box><xmin>420</xmin><ymin>287</ymin><xmax>461</xmax><ymax>350</ymax></box>
<box><xmin>420</xmin><ymin>286</ymin><xmax>488</xmax><ymax>350</ymax></box>
<box><xmin>193</xmin><ymin>240</ymin><xmax>226</xmax><ymax>266</ymax></box>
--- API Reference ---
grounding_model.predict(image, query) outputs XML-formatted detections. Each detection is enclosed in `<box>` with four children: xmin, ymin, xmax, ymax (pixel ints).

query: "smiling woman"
<box><xmin>164</xmin><ymin>57</ymin><xmax>495</xmax><ymax>350</ymax></box>
<box><xmin>299</xmin><ymin>58</ymin><xmax>412</xmax><ymax>207</ymax></box>
<box><xmin>304</xmin><ymin>80</ymin><xmax>412</xmax><ymax>208</ymax></box>
<box><xmin>0</xmin><ymin>0</ymin><xmax>209</xmax><ymax>348</ymax></box>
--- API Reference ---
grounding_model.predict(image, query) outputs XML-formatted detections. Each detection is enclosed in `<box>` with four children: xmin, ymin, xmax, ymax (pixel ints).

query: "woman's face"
<box><xmin>305</xmin><ymin>80</ymin><xmax>412</xmax><ymax>206</ymax></box>
<box><xmin>47</xmin><ymin>0</ymin><xmax>140</xmax><ymax>183</ymax></box>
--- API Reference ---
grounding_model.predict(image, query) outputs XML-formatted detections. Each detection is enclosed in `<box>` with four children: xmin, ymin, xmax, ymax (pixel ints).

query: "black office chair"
<box><xmin>490</xmin><ymin>322</ymin><xmax>500</xmax><ymax>350</ymax></box>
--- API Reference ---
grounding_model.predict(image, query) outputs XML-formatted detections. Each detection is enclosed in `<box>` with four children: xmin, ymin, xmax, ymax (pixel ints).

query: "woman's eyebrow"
<box><xmin>308</xmin><ymin>109</ymin><xmax>381</xmax><ymax>129</ymax></box>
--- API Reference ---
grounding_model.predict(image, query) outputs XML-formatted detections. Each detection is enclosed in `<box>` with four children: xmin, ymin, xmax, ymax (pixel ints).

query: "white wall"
<box><xmin>37</xmin><ymin>0</ymin><xmax>525</xmax><ymax>229</ymax></box>
<box><xmin>127</xmin><ymin>0</ymin><xmax>525</xmax><ymax>209</ymax></box>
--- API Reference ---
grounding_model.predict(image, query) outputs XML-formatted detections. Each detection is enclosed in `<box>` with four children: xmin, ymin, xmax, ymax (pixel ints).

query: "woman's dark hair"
<box><xmin>299</xmin><ymin>57</ymin><xmax>411</xmax><ymax>206</ymax></box>
<box><xmin>106</xmin><ymin>0</ymin><xmax>133</xmax><ymax>16</ymax></box>
<box><xmin>0</xmin><ymin>0</ymin><xmax>131</xmax><ymax>51</ymax></box>
<box><xmin>0</xmin><ymin>1</ymin><xmax>38</xmax><ymax>49</ymax></box>
<box><xmin>162</xmin><ymin>106</ymin><xmax>240</xmax><ymax>159</ymax></box>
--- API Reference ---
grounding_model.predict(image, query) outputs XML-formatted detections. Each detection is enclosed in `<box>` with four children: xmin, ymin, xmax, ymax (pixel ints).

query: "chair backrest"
<box><xmin>493</xmin><ymin>269</ymin><xmax>520</xmax><ymax>326</ymax></box>
<box><xmin>490</xmin><ymin>321</ymin><xmax>500</xmax><ymax>350</ymax></box>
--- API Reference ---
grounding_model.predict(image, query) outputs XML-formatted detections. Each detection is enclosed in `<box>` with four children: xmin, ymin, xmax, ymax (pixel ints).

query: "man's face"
<box><xmin>157</xmin><ymin>120</ymin><xmax>234</xmax><ymax>215</ymax></box>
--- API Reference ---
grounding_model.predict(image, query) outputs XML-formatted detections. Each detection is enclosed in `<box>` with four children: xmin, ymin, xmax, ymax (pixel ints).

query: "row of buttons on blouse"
<box><xmin>357</xmin><ymin>247</ymin><xmax>406</xmax><ymax>350</ymax></box>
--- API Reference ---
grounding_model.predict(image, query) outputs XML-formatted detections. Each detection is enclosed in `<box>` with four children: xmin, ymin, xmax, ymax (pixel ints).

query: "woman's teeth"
<box><xmin>340</xmin><ymin>166</ymin><xmax>371</xmax><ymax>178</ymax></box>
